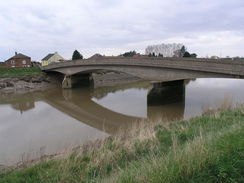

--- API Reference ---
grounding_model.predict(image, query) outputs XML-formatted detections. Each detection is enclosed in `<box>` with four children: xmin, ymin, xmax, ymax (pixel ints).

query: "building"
<box><xmin>0</xmin><ymin>62</ymin><xmax>7</xmax><ymax>68</ymax></box>
<box><xmin>132</xmin><ymin>54</ymin><xmax>148</xmax><ymax>58</ymax></box>
<box><xmin>210</xmin><ymin>56</ymin><xmax>220</xmax><ymax>59</ymax></box>
<box><xmin>11</xmin><ymin>101</ymin><xmax>35</xmax><ymax>114</ymax></box>
<box><xmin>88</xmin><ymin>53</ymin><xmax>103</xmax><ymax>59</ymax></box>
<box><xmin>5</xmin><ymin>52</ymin><xmax>31</xmax><ymax>68</ymax></box>
<box><xmin>31</xmin><ymin>61</ymin><xmax>41</xmax><ymax>68</ymax></box>
<box><xmin>41</xmin><ymin>52</ymin><xmax>64</xmax><ymax>66</ymax></box>
<box><xmin>88</xmin><ymin>53</ymin><xmax>122</xmax><ymax>59</ymax></box>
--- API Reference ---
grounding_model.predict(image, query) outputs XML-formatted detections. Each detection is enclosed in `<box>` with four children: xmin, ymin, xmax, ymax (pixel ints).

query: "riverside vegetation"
<box><xmin>0</xmin><ymin>106</ymin><xmax>243</xmax><ymax>183</ymax></box>
<box><xmin>0</xmin><ymin>68</ymin><xmax>42</xmax><ymax>77</ymax></box>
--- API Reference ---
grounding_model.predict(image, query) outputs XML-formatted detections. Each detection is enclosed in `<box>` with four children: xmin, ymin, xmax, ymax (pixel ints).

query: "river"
<box><xmin>0</xmin><ymin>78</ymin><xmax>244</xmax><ymax>166</ymax></box>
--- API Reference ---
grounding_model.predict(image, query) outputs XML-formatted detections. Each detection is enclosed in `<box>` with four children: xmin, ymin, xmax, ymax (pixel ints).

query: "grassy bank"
<box><xmin>0</xmin><ymin>68</ymin><xmax>42</xmax><ymax>77</ymax></box>
<box><xmin>0</xmin><ymin>107</ymin><xmax>243</xmax><ymax>183</ymax></box>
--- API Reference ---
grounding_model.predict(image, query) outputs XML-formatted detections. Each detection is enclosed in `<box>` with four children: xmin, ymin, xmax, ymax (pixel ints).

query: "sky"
<box><xmin>0</xmin><ymin>0</ymin><xmax>244</xmax><ymax>61</ymax></box>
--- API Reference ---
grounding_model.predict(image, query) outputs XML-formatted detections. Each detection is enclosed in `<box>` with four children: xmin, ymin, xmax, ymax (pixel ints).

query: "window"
<box><xmin>11</xmin><ymin>60</ymin><xmax>15</xmax><ymax>65</ymax></box>
<box><xmin>22</xmin><ymin>60</ymin><xmax>26</xmax><ymax>64</ymax></box>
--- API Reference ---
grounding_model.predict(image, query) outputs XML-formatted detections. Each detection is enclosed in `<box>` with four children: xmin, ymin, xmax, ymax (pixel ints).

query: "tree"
<box><xmin>183</xmin><ymin>51</ymin><xmax>191</xmax><ymax>57</ymax></box>
<box><xmin>149</xmin><ymin>52</ymin><xmax>157</xmax><ymax>57</ymax></box>
<box><xmin>173</xmin><ymin>49</ymin><xmax>181</xmax><ymax>57</ymax></box>
<box><xmin>122</xmin><ymin>50</ymin><xmax>137</xmax><ymax>57</ymax></box>
<box><xmin>72</xmin><ymin>50</ymin><xmax>83</xmax><ymax>60</ymax></box>
<box><xmin>158</xmin><ymin>53</ymin><xmax>163</xmax><ymax>57</ymax></box>
<box><xmin>145</xmin><ymin>43</ymin><xmax>184</xmax><ymax>57</ymax></box>
<box><xmin>190</xmin><ymin>53</ymin><xmax>197</xmax><ymax>58</ymax></box>
<box><xmin>179</xmin><ymin>46</ymin><xmax>186</xmax><ymax>57</ymax></box>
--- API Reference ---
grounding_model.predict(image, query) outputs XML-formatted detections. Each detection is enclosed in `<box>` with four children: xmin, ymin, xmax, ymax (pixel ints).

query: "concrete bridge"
<box><xmin>42</xmin><ymin>58</ymin><xmax>244</xmax><ymax>88</ymax></box>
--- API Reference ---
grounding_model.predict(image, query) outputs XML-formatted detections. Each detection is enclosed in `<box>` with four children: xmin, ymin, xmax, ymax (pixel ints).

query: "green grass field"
<box><xmin>0</xmin><ymin>68</ymin><xmax>42</xmax><ymax>77</ymax></box>
<box><xmin>0</xmin><ymin>107</ymin><xmax>243</xmax><ymax>183</ymax></box>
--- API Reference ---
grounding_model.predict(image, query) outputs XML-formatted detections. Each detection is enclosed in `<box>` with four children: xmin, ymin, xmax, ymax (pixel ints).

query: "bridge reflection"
<box><xmin>1</xmin><ymin>81</ymin><xmax>186</xmax><ymax>135</ymax></box>
<box><xmin>147</xmin><ymin>80</ymin><xmax>185</xmax><ymax>121</ymax></box>
<box><xmin>45</xmin><ymin>88</ymin><xmax>141</xmax><ymax>135</ymax></box>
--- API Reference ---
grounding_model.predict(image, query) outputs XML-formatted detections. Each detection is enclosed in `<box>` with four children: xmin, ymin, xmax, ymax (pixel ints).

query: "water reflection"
<box><xmin>11</xmin><ymin>101</ymin><xmax>35</xmax><ymax>114</ymax></box>
<box><xmin>44</xmin><ymin>80</ymin><xmax>185</xmax><ymax>134</ymax></box>
<box><xmin>45</xmin><ymin>88</ymin><xmax>141</xmax><ymax>135</ymax></box>
<box><xmin>147</xmin><ymin>80</ymin><xmax>185</xmax><ymax>121</ymax></box>
<box><xmin>1</xmin><ymin>81</ymin><xmax>185</xmax><ymax>134</ymax></box>
<box><xmin>1</xmin><ymin>78</ymin><xmax>244</xmax><ymax>166</ymax></box>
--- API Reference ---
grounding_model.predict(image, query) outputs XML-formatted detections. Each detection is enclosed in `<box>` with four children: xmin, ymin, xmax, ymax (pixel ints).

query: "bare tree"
<box><xmin>145</xmin><ymin>43</ymin><xmax>185</xmax><ymax>57</ymax></box>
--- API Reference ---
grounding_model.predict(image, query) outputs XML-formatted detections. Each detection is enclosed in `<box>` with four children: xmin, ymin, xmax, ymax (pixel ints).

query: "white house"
<box><xmin>41</xmin><ymin>52</ymin><xmax>64</xmax><ymax>66</ymax></box>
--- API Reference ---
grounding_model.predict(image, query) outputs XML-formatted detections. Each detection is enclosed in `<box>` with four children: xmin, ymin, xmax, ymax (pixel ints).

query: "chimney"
<box><xmin>15</xmin><ymin>52</ymin><xmax>17</xmax><ymax>55</ymax></box>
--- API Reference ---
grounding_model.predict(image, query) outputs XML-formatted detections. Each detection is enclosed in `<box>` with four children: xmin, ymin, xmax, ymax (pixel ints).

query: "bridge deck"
<box><xmin>42</xmin><ymin>58</ymin><xmax>244</xmax><ymax>83</ymax></box>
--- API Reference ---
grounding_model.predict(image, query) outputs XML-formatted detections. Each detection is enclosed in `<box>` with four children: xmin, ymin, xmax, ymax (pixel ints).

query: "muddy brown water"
<box><xmin>0</xmin><ymin>78</ymin><xmax>244</xmax><ymax>166</ymax></box>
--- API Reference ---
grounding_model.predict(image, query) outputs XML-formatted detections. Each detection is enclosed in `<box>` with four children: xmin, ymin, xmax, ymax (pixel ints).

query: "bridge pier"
<box><xmin>62</xmin><ymin>74</ymin><xmax>94</xmax><ymax>89</ymax></box>
<box><xmin>147</xmin><ymin>80</ymin><xmax>185</xmax><ymax>106</ymax></box>
<box><xmin>62</xmin><ymin>75</ymin><xmax>72</xmax><ymax>89</ymax></box>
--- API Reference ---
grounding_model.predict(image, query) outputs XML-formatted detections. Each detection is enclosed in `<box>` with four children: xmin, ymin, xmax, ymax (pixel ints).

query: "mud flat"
<box><xmin>92</xmin><ymin>71</ymin><xmax>142</xmax><ymax>88</ymax></box>
<box><xmin>0</xmin><ymin>74</ymin><xmax>60</xmax><ymax>94</ymax></box>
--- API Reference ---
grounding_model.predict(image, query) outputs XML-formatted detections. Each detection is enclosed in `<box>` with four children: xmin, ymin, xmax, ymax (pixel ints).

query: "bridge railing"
<box><xmin>43</xmin><ymin>57</ymin><xmax>244</xmax><ymax>76</ymax></box>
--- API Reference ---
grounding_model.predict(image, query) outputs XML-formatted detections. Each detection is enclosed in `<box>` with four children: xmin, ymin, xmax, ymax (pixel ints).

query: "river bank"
<box><xmin>92</xmin><ymin>72</ymin><xmax>142</xmax><ymax>88</ymax></box>
<box><xmin>0</xmin><ymin>74</ymin><xmax>60</xmax><ymax>94</ymax></box>
<box><xmin>0</xmin><ymin>106</ymin><xmax>243</xmax><ymax>183</ymax></box>
<box><xmin>0</xmin><ymin>68</ymin><xmax>60</xmax><ymax>93</ymax></box>
<box><xmin>0</xmin><ymin>70</ymin><xmax>142</xmax><ymax>94</ymax></box>
<box><xmin>0</xmin><ymin>68</ymin><xmax>42</xmax><ymax>78</ymax></box>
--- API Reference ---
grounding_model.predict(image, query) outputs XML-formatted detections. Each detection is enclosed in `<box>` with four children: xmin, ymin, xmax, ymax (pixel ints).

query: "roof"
<box><xmin>88</xmin><ymin>53</ymin><xmax>103</xmax><ymax>59</ymax></box>
<box><xmin>42</xmin><ymin>53</ymin><xmax>55</xmax><ymax>61</ymax></box>
<box><xmin>88</xmin><ymin>54</ymin><xmax>122</xmax><ymax>59</ymax></box>
<box><xmin>7</xmin><ymin>53</ymin><xmax>30</xmax><ymax>60</ymax></box>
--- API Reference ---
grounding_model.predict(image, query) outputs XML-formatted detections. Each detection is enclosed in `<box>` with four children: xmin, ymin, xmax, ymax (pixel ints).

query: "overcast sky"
<box><xmin>0</xmin><ymin>0</ymin><xmax>243</xmax><ymax>61</ymax></box>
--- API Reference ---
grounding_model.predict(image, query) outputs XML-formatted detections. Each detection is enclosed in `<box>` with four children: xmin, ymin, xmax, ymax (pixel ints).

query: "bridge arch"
<box><xmin>72</xmin><ymin>68</ymin><xmax>140</xmax><ymax>79</ymax></box>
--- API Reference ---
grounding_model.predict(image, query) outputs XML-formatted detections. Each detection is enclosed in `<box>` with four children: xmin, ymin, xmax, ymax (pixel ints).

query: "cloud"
<box><xmin>0</xmin><ymin>0</ymin><xmax>243</xmax><ymax>61</ymax></box>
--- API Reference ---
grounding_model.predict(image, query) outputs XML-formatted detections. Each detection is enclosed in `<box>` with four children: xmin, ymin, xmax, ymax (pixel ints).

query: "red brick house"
<box><xmin>0</xmin><ymin>62</ymin><xmax>8</xmax><ymax>68</ymax></box>
<box><xmin>5</xmin><ymin>52</ymin><xmax>31</xmax><ymax>68</ymax></box>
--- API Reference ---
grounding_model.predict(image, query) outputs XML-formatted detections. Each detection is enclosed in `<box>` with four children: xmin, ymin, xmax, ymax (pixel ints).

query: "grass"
<box><xmin>108</xmin><ymin>122</ymin><xmax>243</xmax><ymax>183</ymax></box>
<box><xmin>0</xmin><ymin>68</ymin><xmax>42</xmax><ymax>77</ymax></box>
<box><xmin>0</xmin><ymin>107</ymin><xmax>243</xmax><ymax>183</ymax></box>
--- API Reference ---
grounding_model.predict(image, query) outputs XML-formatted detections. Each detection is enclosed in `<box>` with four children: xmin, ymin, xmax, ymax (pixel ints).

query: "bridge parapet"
<box><xmin>43</xmin><ymin>58</ymin><xmax>244</xmax><ymax>76</ymax></box>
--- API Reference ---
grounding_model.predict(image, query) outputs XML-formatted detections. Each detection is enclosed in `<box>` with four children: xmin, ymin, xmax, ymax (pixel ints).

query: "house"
<box><xmin>41</xmin><ymin>52</ymin><xmax>64</xmax><ymax>66</ymax></box>
<box><xmin>0</xmin><ymin>62</ymin><xmax>7</xmax><ymax>68</ymax></box>
<box><xmin>88</xmin><ymin>53</ymin><xmax>103</xmax><ymax>59</ymax></box>
<box><xmin>103</xmin><ymin>56</ymin><xmax>121</xmax><ymax>59</ymax></box>
<box><xmin>31</xmin><ymin>61</ymin><xmax>41</xmax><ymax>68</ymax></box>
<box><xmin>88</xmin><ymin>53</ymin><xmax>122</xmax><ymax>59</ymax></box>
<box><xmin>11</xmin><ymin>101</ymin><xmax>35</xmax><ymax>114</ymax></box>
<box><xmin>132</xmin><ymin>54</ymin><xmax>148</xmax><ymax>58</ymax></box>
<box><xmin>210</xmin><ymin>56</ymin><xmax>220</xmax><ymax>59</ymax></box>
<box><xmin>5</xmin><ymin>52</ymin><xmax>31</xmax><ymax>68</ymax></box>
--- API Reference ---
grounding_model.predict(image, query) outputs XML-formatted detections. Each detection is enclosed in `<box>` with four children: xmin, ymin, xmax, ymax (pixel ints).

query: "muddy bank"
<box><xmin>0</xmin><ymin>74</ymin><xmax>61</xmax><ymax>94</ymax></box>
<box><xmin>92</xmin><ymin>72</ymin><xmax>142</xmax><ymax>88</ymax></box>
<box><xmin>0</xmin><ymin>72</ymin><xmax>142</xmax><ymax>94</ymax></box>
